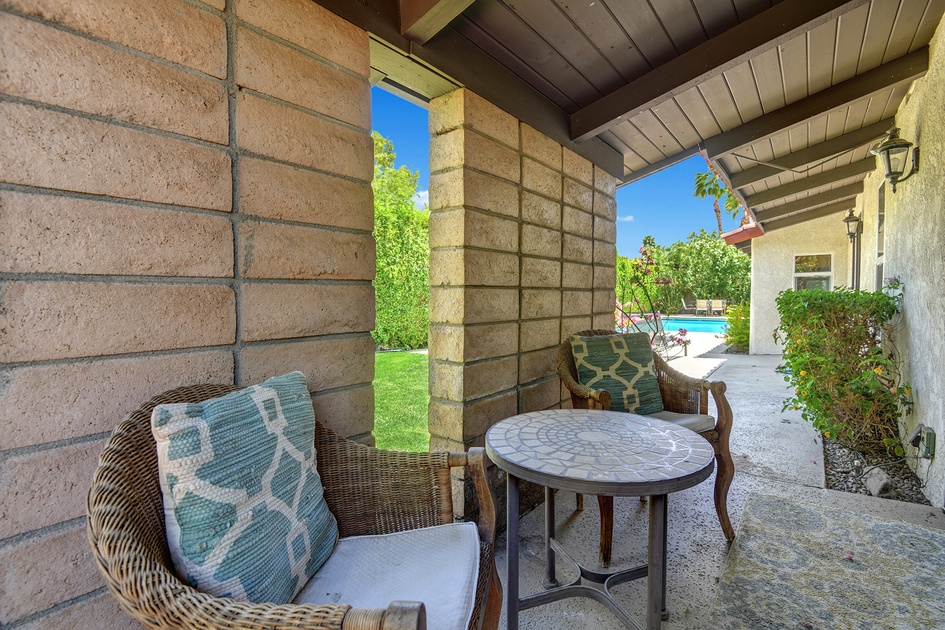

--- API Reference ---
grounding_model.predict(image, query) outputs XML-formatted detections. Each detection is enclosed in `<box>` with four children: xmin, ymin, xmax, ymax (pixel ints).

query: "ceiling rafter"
<box><xmin>620</xmin><ymin>146</ymin><xmax>700</xmax><ymax>184</ymax></box>
<box><xmin>762</xmin><ymin>199</ymin><xmax>857</xmax><ymax>231</ymax></box>
<box><xmin>400</xmin><ymin>0</ymin><xmax>475</xmax><ymax>44</ymax></box>
<box><xmin>754</xmin><ymin>182</ymin><xmax>864</xmax><ymax>223</ymax></box>
<box><xmin>703</xmin><ymin>48</ymin><xmax>928</xmax><ymax>158</ymax></box>
<box><xmin>311</xmin><ymin>0</ymin><xmax>625</xmax><ymax>176</ymax></box>
<box><xmin>745</xmin><ymin>158</ymin><xmax>875</xmax><ymax>207</ymax></box>
<box><xmin>569</xmin><ymin>0</ymin><xmax>871</xmax><ymax>142</ymax></box>
<box><xmin>729</xmin><ymin>118</ymin><xmax>894</xmax><ymax>188</ymax></box>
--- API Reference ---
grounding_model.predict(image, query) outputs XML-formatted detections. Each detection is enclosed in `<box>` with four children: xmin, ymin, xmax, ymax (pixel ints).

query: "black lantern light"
<box><xmin>870</xmin><ymin>127</ymin><xmax>919</xmax><ymax>193</ymax></box>
<box><xmin>842</xmin><ymin>209</ymin><xmax>861</xmax><ymax>242</ymax></box>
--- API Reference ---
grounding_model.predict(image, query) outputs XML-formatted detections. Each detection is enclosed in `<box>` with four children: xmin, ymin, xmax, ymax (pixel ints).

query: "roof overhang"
<box><xmin>316</xmin><ymin>0</ymin><xmax>942</xmax><ymax>234</ymax></box>
<box><xmin>722</xmin><ymin>223</ymin><xmax>766</xmax><ymax>245</ymax></box>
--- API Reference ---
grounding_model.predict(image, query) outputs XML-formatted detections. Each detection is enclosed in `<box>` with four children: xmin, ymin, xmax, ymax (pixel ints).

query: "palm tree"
<box><xmin>694</xmin><ymin>170</ymin><xmax>742</xmax><ymax>232</ymax></box>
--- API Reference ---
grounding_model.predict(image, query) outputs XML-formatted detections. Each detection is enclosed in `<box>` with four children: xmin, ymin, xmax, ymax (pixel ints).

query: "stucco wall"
<box><xmin>749</xmin><ymin>214</ymin><xmax>851</xmax><ymax>355</ymax></box>
<box><xmin>857</xmin><ymin>18</ymin><xmax>945</xmax><ymax>508</ymax></box>
<box><xmin>0</xmin><ymin>0</ymin><xmax>374</xmax><ymax>626</ymax></box>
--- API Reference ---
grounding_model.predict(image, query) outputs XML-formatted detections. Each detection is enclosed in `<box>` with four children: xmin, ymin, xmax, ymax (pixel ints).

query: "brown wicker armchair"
<box><xmin>87</xmin><ymin>384</ymin><xmax>501</xmax><ymax>630</ymax></box>
<box><xmin>558</xmin><ymin>330</ymin><xmax>735</xmax><ymax>564</ymax></box>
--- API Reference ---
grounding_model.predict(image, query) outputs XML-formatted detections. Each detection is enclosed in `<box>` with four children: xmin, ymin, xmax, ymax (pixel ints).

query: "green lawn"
<box><xmin>373</xmin><ymin>351</ymin><xmax>430</xmax><ymax>452</ymax></box>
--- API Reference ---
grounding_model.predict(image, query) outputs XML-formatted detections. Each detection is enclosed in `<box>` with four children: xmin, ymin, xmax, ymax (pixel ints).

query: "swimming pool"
<box><xmin>661</xmin><ymin>317</ymin><xmax>727</xmax><ymax>334</ymax></box>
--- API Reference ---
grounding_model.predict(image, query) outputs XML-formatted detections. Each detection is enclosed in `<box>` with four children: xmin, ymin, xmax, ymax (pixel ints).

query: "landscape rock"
<box><xmin>864</xmin><ymin>467</ymin><xmax>892</xmax><ymax>497</ymax></box>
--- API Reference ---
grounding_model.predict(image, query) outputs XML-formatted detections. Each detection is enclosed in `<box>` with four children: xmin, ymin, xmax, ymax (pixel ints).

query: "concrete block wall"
<box><xmin>427</xmin><ymin>89</ymin><xmax>618</xmax><ymax>473</ymax></box>
<box><xmin>0</xmin><ymin>0</ymin><xmax>374</xmax><ymax>626</ymax></box>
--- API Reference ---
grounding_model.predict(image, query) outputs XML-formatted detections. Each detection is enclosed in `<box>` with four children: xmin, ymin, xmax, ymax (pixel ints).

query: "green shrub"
<box><xmin>723</xmin><ymin>303</ymin><xmax>750</xmax><ymax>352</ymax></box>
<box><xmin>372</xmin><ymin>132</ymin><xmax>429</xmax><ymax>350</ymax></box>
<box><xmin>774</xmin><ymin>284</ymin><xmax>912</xmax><ymax>452</ymax></box>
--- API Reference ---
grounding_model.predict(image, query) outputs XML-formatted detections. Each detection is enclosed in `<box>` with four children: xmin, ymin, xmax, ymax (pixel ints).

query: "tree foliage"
<box><xmin>694</xmin><ymin>170</ymin><xmax>742</xmax><ymax>233</ymax></box>
<box><xmin>372</xmin><ymin>131</ymin><xmax>429</xmax><ymax>349</ymax></box>
<box><xmin>616</xmin><ymin>230</ymin><xmax>751</xmax><ymax>314</ymax></box>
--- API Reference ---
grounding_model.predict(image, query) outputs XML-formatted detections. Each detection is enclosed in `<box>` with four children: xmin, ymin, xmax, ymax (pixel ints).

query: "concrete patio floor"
<box><xmin>494</xmin><ymin>333</ymin><xmax>945</xmax><ymax>628</ymax></box>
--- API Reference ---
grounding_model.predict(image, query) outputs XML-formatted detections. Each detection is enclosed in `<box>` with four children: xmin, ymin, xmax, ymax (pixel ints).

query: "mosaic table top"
<box><xmin>485</xmin><ymin>409</ymin><xmax>715</xmax><ymax>496</ymax></box>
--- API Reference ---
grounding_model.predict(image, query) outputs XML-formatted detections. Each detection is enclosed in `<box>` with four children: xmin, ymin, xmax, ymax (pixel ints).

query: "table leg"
<box><xmin>647</xmin><ymin>494</ymin><xmax>667</xmax><ymax>630</ymax></box>
<box><xmin>660</xmin><ymin>494</ymin><xmax>668</xmax><ymax>620</ymax></box>
<box><xmin>507</xmin><ymin>473</ymin><xmax>520</xmax><ymax>630</ymax></box>
<box><xmin>544</xmin><ymin>486</ymin><xmax>558</xmax><ymax>588</ymax></box>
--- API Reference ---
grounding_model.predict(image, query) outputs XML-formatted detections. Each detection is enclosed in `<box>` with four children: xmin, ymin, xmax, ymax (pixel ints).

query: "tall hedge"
<box><xmin>372</xmin><ymin>132</ymin><xmax>429</xmax><ymax>349</ymax></box>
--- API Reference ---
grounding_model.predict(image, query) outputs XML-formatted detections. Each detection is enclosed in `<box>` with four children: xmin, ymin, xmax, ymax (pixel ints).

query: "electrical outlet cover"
<box><xmin>920</xmin><ymin>427</ymin><xmax>935</xmax><ymax>459</ymax></box>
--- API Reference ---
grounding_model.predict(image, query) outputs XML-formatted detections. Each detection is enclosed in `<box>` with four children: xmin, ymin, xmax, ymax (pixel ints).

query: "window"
<box><xmin>794</xmin><ymin>254</ymin><xmax>832</xmax><ymax>291</ymax></box>
<box><xmin>876</xmin><ymin>182</ymin><xmax>885</xmax><ymax>288</ymax></box>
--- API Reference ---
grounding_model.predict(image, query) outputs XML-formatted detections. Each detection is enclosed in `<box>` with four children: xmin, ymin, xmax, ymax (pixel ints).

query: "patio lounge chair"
<box><xmin>557</xmin><ymin>330</ymin><xmax>735</xmax><ymax>564</ymax></box>
<box><xmin>87</xmin><ymin>383</ymin><xmax>501</xmax><ymax>630</ymax></box>
<box><xmin>680</xmin><ymin>298</ymin><xmax>697</xmax><ymax>314</ymax></box>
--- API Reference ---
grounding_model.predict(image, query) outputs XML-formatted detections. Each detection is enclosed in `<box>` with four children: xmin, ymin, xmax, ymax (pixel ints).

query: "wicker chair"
<box><xmin>558</xmin><ymin>331</ymin><xmax>735</xmax><ymax>564</ymax></box>
<box><xmin>87</xmin><ymin>384</ymin><xmax>501</xmax><ymax>630</ymax></box>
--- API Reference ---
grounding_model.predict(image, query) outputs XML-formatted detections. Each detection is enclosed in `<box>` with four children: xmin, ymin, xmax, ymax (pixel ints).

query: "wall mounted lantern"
<box><xmin>842</xmin><ymin>209</ymin><xmax>861</xmax><ymax>243</ymax></box>
<box><xmin>870</xmin><ymin>127</ymin><xmax>919</xmax><ymax>193</ymax></box>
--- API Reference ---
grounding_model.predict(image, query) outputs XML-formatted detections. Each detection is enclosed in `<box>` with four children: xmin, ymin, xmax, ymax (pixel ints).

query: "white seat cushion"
<box><xmin>293</xmin><ymin>522</ymin><xmax>479</xmax><ymax>630</ymax></box>
<box><xmin>648</xmin><ymin>410</ymin><xmax>716</xmax><ymax>433</ymax></box>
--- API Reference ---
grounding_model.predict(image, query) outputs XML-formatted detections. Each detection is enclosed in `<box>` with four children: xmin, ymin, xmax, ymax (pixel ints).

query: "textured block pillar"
<box><xmin>428</xmin><ymin>89</ymin><xmax>618</xmax><ymax>514</ymax></box>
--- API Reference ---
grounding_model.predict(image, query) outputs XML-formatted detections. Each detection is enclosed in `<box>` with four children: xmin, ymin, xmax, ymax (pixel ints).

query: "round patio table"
<box><xmin>485</xmin><ymin>409</ymin><xmax>715</xmax><ymax>630</ymax></box>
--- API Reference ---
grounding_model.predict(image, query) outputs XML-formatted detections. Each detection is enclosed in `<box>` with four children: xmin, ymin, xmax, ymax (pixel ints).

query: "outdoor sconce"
<box><xmin>842</xmin><ymin>209</ymin><xmax>861</xmax><ymax>242</ymax></box>
<box><xmin>870</xmin><ymin>127</ymin><xmax>919</xmax><ymax>193</ymax></box>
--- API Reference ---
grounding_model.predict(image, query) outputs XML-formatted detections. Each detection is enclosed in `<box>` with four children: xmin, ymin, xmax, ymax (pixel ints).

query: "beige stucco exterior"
<box><xmin>749</xmin><ymin>17</ymin><xmax>945</xmax><ymax>507</ymax></box>
<box><xmin>749</xmin><ymin>214</ymin><xmax>852</xmax><ymax>355</ymax></box>
<box><xmin>855</xmin><ymin>17</ymin><xmax>945</xmax><ymax>509</ymax></box>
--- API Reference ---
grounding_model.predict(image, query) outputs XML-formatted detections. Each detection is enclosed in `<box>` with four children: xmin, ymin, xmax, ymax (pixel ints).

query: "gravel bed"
<box><xmin>823</xmin><ymin>438</ymin><xmax>931</xmax><ymax>505</ymax></box>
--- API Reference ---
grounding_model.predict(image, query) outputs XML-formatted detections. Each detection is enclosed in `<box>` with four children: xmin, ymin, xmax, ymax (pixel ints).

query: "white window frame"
<box><xmin>793</xmin><ymin>253</ymin><xmax>833</xmax><ymax>291</ymax></box>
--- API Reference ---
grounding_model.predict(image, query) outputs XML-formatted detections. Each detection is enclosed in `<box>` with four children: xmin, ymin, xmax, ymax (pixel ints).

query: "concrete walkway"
<box><xmin>494</xmin><ymin>333</ymin><xmax>945</xmax><ymax>628</ymax></box>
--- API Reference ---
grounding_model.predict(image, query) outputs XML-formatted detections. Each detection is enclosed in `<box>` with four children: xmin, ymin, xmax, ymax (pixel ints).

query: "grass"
<box><xmin>373</xmin><ymin>351</ymin><xmax>430</xmax><ymax>452</ymax></box>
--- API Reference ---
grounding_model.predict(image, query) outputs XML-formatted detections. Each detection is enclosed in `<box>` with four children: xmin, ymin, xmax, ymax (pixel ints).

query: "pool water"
<box><xmin>661</xmin><ymin>317</ymin><xmax>727</xmax><ymax>334</ymax></box>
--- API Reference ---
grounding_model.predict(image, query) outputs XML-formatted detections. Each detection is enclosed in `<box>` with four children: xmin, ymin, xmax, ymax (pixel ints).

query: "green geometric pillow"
<box><xmin>569</xmin><ymin>333</ymin><xmax>664</xmax><ymax>415</ymax></box>
<box><xmin>151</xmin><ymin>371</ymin><xmax>338</xmax><ymax>604</ymax></box>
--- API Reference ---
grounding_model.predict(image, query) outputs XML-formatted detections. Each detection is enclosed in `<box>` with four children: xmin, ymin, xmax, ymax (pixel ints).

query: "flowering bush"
<box><xmin>615</xmin><ymin>238</ymin><xmax>689</xmax><ymax>358</ymax></box>
<box><xmin>723</xmin><ymin>303</ymin><xmax>750</xmax><ymax>353</ymax></box>
<box><xmin>774</xmin><ymin>284</ymin><xmax>912</xmax><ymax>453</ymax></box>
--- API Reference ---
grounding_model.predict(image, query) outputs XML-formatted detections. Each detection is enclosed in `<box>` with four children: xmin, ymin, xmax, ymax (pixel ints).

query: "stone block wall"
<box><xmin>427</xmin><ymin>89</ymin><xmax>618</xmax><ymax>477</ymax></box>
<box><xmin>0</xmin><ymin>0</ymin><xmax>374</xmax><ymax>626</ymax></box>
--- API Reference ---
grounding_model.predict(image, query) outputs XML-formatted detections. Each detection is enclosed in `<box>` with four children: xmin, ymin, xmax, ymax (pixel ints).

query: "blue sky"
<box><xmin>370</xmin><ymin>87</ymin><xmax>741</xmax><ymax>257</ymax></box>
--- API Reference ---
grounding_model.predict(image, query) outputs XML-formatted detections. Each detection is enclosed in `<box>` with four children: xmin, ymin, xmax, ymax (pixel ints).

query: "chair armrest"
<box><xmin>449</xmin><ymin>448</ymin><xmax>497</xmax><ymax>548</ymax></box>
<box><xmin>343</xmin><ymin>603</ymin><xmax>426</xmax><ymax>630</ymax></box>
<box><xmin>653</xmin><ymin>355</ymin><xmax>733</xmax><ymax>438</ymax></box>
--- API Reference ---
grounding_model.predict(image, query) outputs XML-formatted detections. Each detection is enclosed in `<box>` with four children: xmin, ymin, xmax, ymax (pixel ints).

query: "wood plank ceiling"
<box><xmin>317</xmin><ymin>0</ymin><xmax>944</xmax><ymax>232</ymax></box>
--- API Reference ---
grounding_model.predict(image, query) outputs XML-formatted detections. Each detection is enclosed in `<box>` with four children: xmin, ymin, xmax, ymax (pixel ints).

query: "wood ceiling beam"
<box><xmin>619</xmin><ymin>146</ymin><xmax>700</xmax><ymax>185</ymax></box>
<box><xmin>570</xmin><ymin>0</ymin><xmax>870</xmax><ymax>143</ymax></box>
<box><xmin>762</xmin><ymin>199</ymin><xmax>856</xmax><ymax>232</ymax></box>
<box><xmin>730</xmin><ymin>119</ymin><xmax>893</xmax><ymax>189</ymax></box>
<box><xmin>400</xmin><ymin>0</ymin><xmax>474</xmax><ymax>45</ymax></box>
<box><xmin>312</xmin><ymin>0</ymin><xmax>625</xmax><ymax>177</ymax></box>
<box><xmin>704</xmin><ymin>49</ymin><xmax>928</xmax><ymax>158</ymax></box>
<box><xmin>754</xmin><ymin>182</ymin><xmax>863</xmax><ymax>223</ymax></box>
<box><xmin>745</xmin><ymin>158</ymin><xmax>875</xmax><ymax>207</ymax></box>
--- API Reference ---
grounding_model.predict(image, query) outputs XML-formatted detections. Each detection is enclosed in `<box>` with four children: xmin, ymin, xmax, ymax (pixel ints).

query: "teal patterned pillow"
<box><xmin>151</xmin><ymin>371</ymin><xmax>338</xmax><ymax>603</ymax></box>
<box><xmin>570</xmin><ymin>333</ymin><xmax>664</xmax><ymax>415</ymax></box>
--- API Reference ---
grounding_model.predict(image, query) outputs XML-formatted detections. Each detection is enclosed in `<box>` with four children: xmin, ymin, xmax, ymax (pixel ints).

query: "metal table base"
<box><xmin>506</xmin><ymin>480</ymin><xmax>670</xmax><ymax>630</ymax></box>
